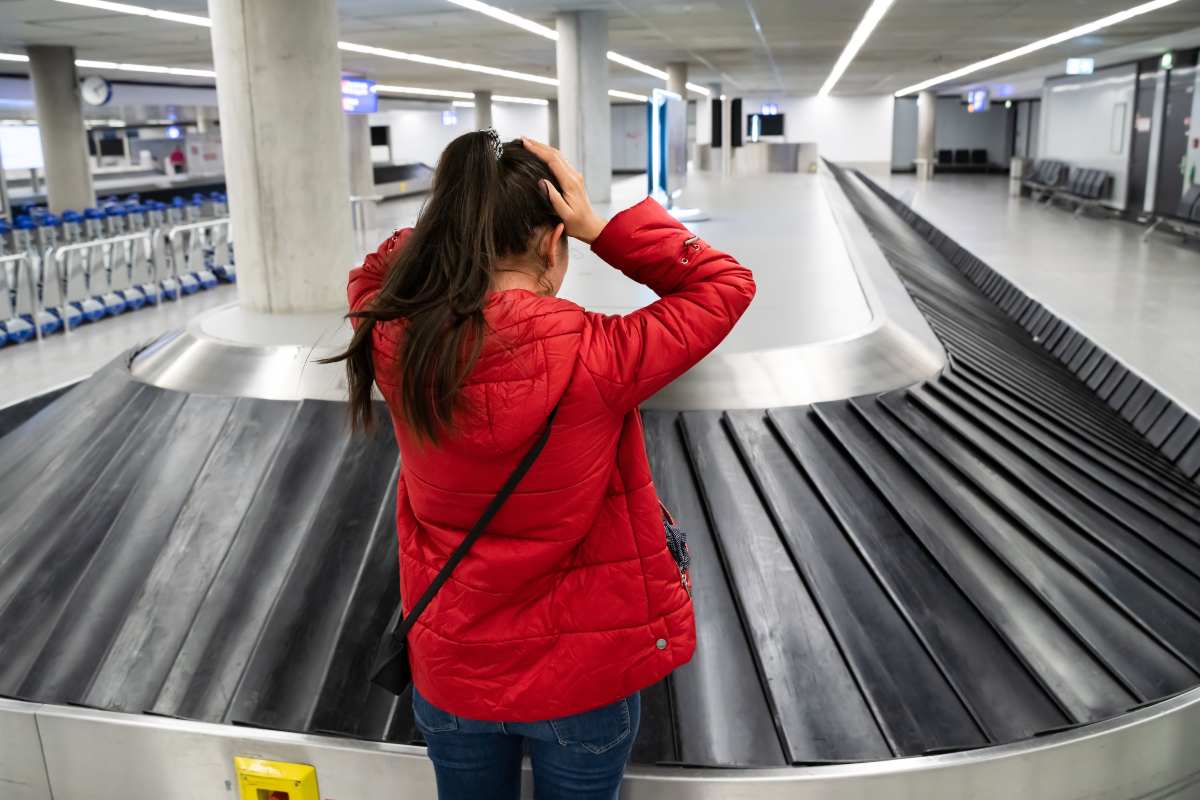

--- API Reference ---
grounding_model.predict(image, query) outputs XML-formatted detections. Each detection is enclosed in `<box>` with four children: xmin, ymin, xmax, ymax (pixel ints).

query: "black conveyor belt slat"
<box><xmin>643</xmin><ymin>411</ymin><xmax>784</xmax><ymax>767</ymax></box>
<box><xmin>97</xmin><ymin>398</ymin><xmax>298</xmax><ymax>715</ymax></box>
<box><xmin>851</xmin><ymin>398</ymin><xmax>1133</xmax><ymax>723</ymax></box>
<box><xmin>680</xmin><ymin>411</ymin><xmax>890</xmax><ymax>763</ymax></box>
<box><xmin>17</xmin><ymin>395</ymin><xmax>238</xmax><ymax>703</ymax></box>
<box><xmin>805</xmin><ymin>402</ymin><xmax>1070</xmax><ymax>740</ymax></box>
<box><xmin>0</xmin><ymin>389</ymin><xmax>186</xmax><ymax>692</ymax></box>
<box><xmin>229</xmin><ymin>418</ymin><xmax>400</xmax><ymax>732</ymax></box>
<box><xmin>145</xmin><ymin>400</ymin><xmax>351</xmax><ymax>720</ymax></box>
<box><xmin>886</xmin><ymin>390</ymin><xmax>1195</xmax><ymax>703</ymax></box>
<box><xmin>739</xmin><ymin>409</ymin><xmax>986</xmax><ymax>755</ymax></box>
<box><xmin>0</xmin><ymin>383</ymin><xmax>75</xmax><ymax>440</ymax></box>
<box><xmin>945</xmin><ymin>366</ymin><xmax>1200</xmax><ymax>518</ymax></box>
<box><xmin>309</xmin><ymin>451</ymin><xmax>402</xmax><ymax>741</ymax></box>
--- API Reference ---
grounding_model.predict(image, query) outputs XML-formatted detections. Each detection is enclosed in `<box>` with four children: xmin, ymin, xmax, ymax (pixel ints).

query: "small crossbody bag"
<box><xmin>370</xmin><ymin>402</ymin><xmax>561</xmax><ymax>696</ymax></box>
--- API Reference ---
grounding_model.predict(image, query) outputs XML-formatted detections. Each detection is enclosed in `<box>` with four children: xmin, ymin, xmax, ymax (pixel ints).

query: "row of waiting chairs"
<box><xmin>0</xmin><ymin>194</ymin><xmax>233</xmax><ymax>348</ymax></box>
<box><xmin>1022</xmin><ymin>160</ymin><xmax>1112</xmax><ymax>215</ymax></box>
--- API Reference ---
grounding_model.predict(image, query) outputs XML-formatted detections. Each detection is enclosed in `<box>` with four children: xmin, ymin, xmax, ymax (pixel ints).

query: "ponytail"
<box><xmin>325</xmin><ymin>131</ymin><xmax>561</xmax><ymax>442</ymax></box>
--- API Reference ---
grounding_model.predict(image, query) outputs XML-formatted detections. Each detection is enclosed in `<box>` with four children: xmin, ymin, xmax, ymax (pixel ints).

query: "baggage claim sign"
<box><xmin>342</xmin><ymin>76</ymin><xmax>378</xmax><ymax>114</ymax></box>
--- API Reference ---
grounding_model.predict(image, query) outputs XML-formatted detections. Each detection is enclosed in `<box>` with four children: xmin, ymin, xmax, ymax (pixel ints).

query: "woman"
<box><xmin>335</xmin><ymin>130</ymin><xmax>754</xmax><ymax>799</ymax></box>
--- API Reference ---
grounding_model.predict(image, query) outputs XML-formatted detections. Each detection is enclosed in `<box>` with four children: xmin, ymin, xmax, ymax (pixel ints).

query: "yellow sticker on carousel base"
<box><xmin>234</xmin><ymin>756</ymin><xmax>320</xmax><ymax>800</ymax></box>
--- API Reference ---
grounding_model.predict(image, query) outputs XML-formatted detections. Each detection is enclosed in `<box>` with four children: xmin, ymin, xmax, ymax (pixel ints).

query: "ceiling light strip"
<box><xmin>895</xmin><ymin>0</ymin><xmax>1184</xmax><ymax>96</ymax></box>
<box><xmin>441</xmin><ymin>0</ymin><xmax>710</xmax><ymax>96</ymax></box>
<box><xmin>605</xmin><ymin>51</ymin><xmax>668</xmax><ymax>81</ymax></box>
<box><xmin>817</xmin><ymin>0</ymin><xmax>895</xmax><ymax>97</ymax></box>
<box><xmin>374</xmin><ymin>85</ymin><xmax>475</xmax><ymax>99</ymax></box>
<box><xmin>608</xmin><ymin>89</ymin><xmax>648</xmax><ymax>102</ymax></box>
<box><xmin>445</xmin><ymin>0</ymin><xmax>556</xmax><ymax>40</ymax></box>
<box><xmin>684</xmin><ymin>82</ymin><xmax>712</xmax><ymax>96</ymax></box>
<box><xmin>50</xmin><ymin>0</ymin><xmax>558</xmax><ymax>87</ymax></box>
<box><xmin>54</xmin><ymin>0</ymin><xmax>209</xmax><ymax>26</ymax></box>
<box><xmin>376</xmin><ymin>86</ymin><xmax>548</xmax><ymax>105</ymax></box>
<box><xmin>75</xmin><ymin>58</ymin><xmax>215</xmax><ymax>77</ymax></box>
<box><xmin>336</xmin><ymin>41</ymin><xmax>557</xmax><ymax>86</ymax></box>
<box><xmin>493</xmin><ymin>95</ymin><xmax>549</xmax><ymax>106</ymax></box>
<box><xmin>0</xmin><ymin>53</ymin><xmax>30</xmax><ymax>63</ymax></box>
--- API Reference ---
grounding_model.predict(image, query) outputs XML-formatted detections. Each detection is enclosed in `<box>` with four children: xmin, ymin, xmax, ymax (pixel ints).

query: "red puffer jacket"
<box><xmin>348</xmin><ymin>197</ymin><xmax>755</xmax><ymax>721</ymax></box>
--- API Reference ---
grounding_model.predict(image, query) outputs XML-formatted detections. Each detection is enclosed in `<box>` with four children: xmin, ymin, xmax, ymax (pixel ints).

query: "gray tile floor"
<box><xmin>877</xmin><ymin>173</ymin><xmax>1200</xmax><ymax>416</ymax></box>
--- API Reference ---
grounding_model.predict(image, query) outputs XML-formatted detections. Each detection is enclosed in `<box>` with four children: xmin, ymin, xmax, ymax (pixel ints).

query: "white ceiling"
<box><xmin>1</xmin><ymin>0</ymin><xmax>1199</xmax><ymax>99</ymax></box>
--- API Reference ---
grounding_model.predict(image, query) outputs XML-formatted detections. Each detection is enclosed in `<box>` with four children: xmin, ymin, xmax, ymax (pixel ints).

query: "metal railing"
<box><xmin>0</xmin><ymin>215</ymin><xmax>234</xmax><ymax>343</ymax></box>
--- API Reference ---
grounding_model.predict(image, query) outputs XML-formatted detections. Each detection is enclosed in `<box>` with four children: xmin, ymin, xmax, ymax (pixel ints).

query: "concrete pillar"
<box><xmin>667</xmin><ymin>62</ymin><xmax>688</xmax><ymax>97</ymax></box>
<box><xmin>916</xmin><ymin>90</ymin><xmax>937</xmax><ymax>180</ymax></box>
<box><xmin>345</xmin><ymin>112</ymin><xmax>375</xmax><ymax>230</ymax></box>
<box><xmin>474</xmin><ymin>90</ymin><xmax>493</xmax><ymax>130</ymax></box>
<box><xmin>208</xmin><ymin>0</ymin><xmax>354</xmax><ymax>313</ymax></box>
<box><xmin>556</xmin><ymin>10</ymin><xmax>611</xmax><ymax>202</ymax></box>
<box><xmin>26</xmin><ymin>46</ymin><xmax>94</xmax><ymax>213</ymax></box>
<box><xmin>547</xmin><ymin>99</ymin><xmax>559</xmax><ymax>148</ymax></box>
<box><xmin>194</xmin><ymin>105</ymin><xmax>210</xmax><ymax>133</ymax></box>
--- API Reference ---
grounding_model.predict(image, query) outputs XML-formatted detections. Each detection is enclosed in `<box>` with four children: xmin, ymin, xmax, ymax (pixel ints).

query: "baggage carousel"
<box><xmin>2</xmin><ymin>163</ymin><xmax>1199</xmax><ymax>799</ymax></box>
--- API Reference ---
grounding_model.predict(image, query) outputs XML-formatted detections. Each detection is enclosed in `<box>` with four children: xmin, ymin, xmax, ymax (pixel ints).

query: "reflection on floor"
<box><xmin>876</xmin><ymin>173</ymin><xmax>1200</xmax><ymax>415</ymax></box>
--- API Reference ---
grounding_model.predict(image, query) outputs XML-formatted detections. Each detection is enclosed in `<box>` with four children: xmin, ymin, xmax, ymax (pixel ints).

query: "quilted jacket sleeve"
<box><xmin>348</xmin><ymin>228</ymin><xmax>411</xmax><ymax>317</ymax></box>
<box><xmin>581</xmin><ymin>197</ymin><xmax>756</xmax><ymax>412</ymax></box>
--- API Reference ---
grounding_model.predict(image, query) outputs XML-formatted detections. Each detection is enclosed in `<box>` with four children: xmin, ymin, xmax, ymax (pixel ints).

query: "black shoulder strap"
<box><xmin>396</xmin><ymin>401</ymin><xmax>561</xmax><ymax>641</ymax></box>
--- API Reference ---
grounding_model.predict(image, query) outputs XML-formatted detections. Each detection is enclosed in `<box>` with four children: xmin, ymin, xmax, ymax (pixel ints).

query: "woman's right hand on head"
<box><xmin>522</xmin><ymin>137</ymin><xmax>608</xmax><ymax>245</ymax></box>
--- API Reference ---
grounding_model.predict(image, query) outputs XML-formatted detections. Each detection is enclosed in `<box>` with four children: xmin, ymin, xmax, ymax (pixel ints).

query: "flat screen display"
<box><xmin>748</xmin><ymin>113</ymin><xmax>784</xmax><ymax>137</ymax></box>
<box><xmin>98</xmin><ymin>137</ymin><xmax>125</xmax><ymax>157</ymax></box>
<box><xmin>370</xmin><ymin>125</ymin><xmax>389</xmax><ymax>146</ymax></box>
<box><xmin>967</xmin><ymin>88</ymin><xmax>990</xmax><ymax>113</ymax></box>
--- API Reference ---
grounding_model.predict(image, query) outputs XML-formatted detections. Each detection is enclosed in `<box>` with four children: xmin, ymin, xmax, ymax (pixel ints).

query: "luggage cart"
<box><xmin>17</xmin><ymin>217</ymin><xmax>61</xmax><ymax>336</ymax></box>
<box><xmin>165</xmin><ymin>219</ymin><xmax>220</xmax><ymax>294</ymax></box>
<box><xmin>0</xmin><ymin>219</ymin><xmax>34</xmax><ymax>346</ymax></box>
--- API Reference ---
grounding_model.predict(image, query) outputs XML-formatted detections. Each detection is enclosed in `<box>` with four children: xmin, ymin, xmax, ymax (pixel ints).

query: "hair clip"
<box><xmin>481</xmin><ymin>128</ymin><xmax>503</xmax><ymax>161</ymax></box>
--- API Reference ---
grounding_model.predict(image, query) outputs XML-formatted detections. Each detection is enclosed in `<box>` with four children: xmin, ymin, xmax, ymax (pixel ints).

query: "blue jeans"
<box><xmin>413</xmin><ymin>687</ymin><xmax>640</xmax><ymax>800</ymax></box>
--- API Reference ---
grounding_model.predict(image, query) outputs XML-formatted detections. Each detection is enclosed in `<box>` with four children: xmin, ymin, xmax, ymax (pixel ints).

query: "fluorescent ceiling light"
<box><xmin>446</xmin><ymin>0</ymin><xmax>556</xmax><ymax>40</ymax></box>
<box><xmin>605</xmin><ymin>51</ymin><xmax>668</xmax><ymax>80</ymax></box>
<box><xmin>818</xmin><ymin>0</ymin><xmax>895</xmax><ymax>97</ymax></box>
<box><xmin>608</xmin><ymin>89</ymin><xmax>648</xmax><ymax>102</ymax></box>
<box><xmin>0</xmin><ymin>53</ymin><xmax>30</xmax><ymax>63</ymax></box>
<box><xmin>685</xmin><ymin>82</ymin><xmax>711</xmax><ymax>96</ymax></box>
<box><xmin>336</xmin><ymin>41</ymin><xmax>557</xmax><ymax>86</ymax></box>
<box><xmin>895</xmin><ymin>0</ymin><xmax>1185</xmax><ymax>96</ymax></box>
<box><xmin>375</xmin><ymin>85</ymin><xmax>475</xmax><ymax>99</ymax></box>
<box><xmin>376</xmin><ymin>86</ymin><xmax>548</xmax><ymax>106</ymax></box>
<box><xmin>442</xmin><ymin>0</ymin><xmax>712</xmax><ymax>96</ymax></box>
<box><xmin>452</xmin><ymin>100</ymin><xmax>475</xmax><ymax>108</ymax></box>
<box><xmin>51</xmin><ymin>0</ymin><xmax>558</xmax><ymax>87</ymax></box>
<box><xmin>494</xmin><ymin>95</ymin><xmax>549</xmax><ymax>106</ymax></box>
<box><xmin>54</xmin><ymin>0</ymin><xmax>210</xmax><ymax>26</ymax></box>
<box><xmin>75</xmin><ymin>58</ymin><xmax>215</xmax><ymax>78</ymax></box>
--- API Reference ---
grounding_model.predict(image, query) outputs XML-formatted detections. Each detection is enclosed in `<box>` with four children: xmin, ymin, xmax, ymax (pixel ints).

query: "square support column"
<box><xmin>208</xmin><ymin>0</ymin><xmax>355</xmax><ymax>313</ymax></box>
<box><xmin>556</xmin><ymin>10</ymin><xmax>611</xmax><ymax>203</ymax></box>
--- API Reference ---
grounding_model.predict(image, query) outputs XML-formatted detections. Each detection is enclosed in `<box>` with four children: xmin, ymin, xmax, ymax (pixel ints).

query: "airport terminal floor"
<box><xmin>4</xmin><ymin>1</ymin><xmax>1200</xmax><ymax>799</ymax></box>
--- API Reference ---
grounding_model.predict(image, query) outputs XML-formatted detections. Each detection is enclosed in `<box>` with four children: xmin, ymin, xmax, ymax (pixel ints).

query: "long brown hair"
<box><xmin>325</xmin><ymin>131</ymin><xmax>562</xmax><ymax>441</ymax></box>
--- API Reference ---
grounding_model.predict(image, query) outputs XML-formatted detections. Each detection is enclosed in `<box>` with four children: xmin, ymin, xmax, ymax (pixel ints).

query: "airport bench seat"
<box><xmin>1022</xmin><ymin>159</ymin><xmax>1068</xmax><ymax>194</ymax></box>
<box><xmin>1051</xmin><ymin>167</ymin><xmax>1112</xmax><ymax>215</ymax></box>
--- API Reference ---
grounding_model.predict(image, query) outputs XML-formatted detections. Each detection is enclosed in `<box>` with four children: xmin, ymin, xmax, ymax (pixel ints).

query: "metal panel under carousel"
<box><xmin>2</xmin><ymin>162</ymin><xmax>1199</xmax><ymax>799</ymax></box>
